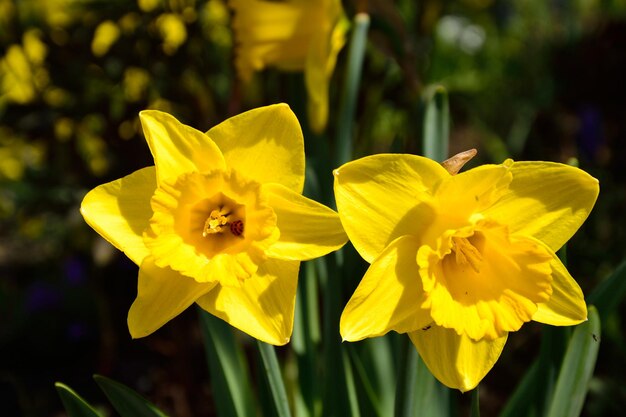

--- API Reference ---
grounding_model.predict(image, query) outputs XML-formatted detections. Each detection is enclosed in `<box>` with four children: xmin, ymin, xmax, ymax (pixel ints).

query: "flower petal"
<box><xmin>304</xmin><ymin>8</ymin><xmax>348</xmax><ymax>133</ymax></box>
<box><xmin>484</xmin><ymin>161</ymin><xmax>599</xmax><ymax>251</ymax></box>
<box><xmin>229</xmin><ymin>0</ymin><xmax>312</xmax><ymax>80</ymax></box>
<box><xmin>419</xmin><ymin>223</ymin><xmax>553</xmax><ymax>341</ymax></box>
<box><xmin>206</xmin><ymin>103</ymin><xmax>305</xmax><ymax>193</ymax></box>
<box><xmin>139</xmin><ymin>110</ymin><xmax>226</xmax><ymax>184</ymax></box>
<box><xmin>128</xmin><ymin>257</ymin><xmax>216</xmax><ymax>338</ymax></box>
<box><xmin>531</xmin><ymin>238</ymin><xmax>588</xmax><ymax>325</ymax></box>
<box><xmin>263</xmin><ymin>183</ymin><xmax>347</xmax><ymax>260</ymax></box>
<box><xmin>341</xmin><ymin>236</ymin><xmax>431</xmax><ymax>342</ymax></box>
<box><xmin>80</xmin><ymin>167</ymin><xmax>156</xmax><ymax>266</ymax></box>
<box><xmin>196</xmin><ymin>258</ymin><xmax>299</xmax><ymax>345</ymax></box>
<box><xmin>144</xmin><ymin>170</ymin><xmax>276</xmax><ymax>285</ymax></box>
<box><xmin>408</xmin><ymin>326</ymin><xmax>508</xmax><ymax>392</ymax></box>
<box><xmin>334</xmin><ymin>154</ymin><xmax>449</xmax><ymax>263</ymax></box>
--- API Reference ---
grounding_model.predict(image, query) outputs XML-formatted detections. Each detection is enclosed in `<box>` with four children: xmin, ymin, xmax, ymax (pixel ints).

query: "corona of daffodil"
<box><xmin>229</xmin><ymin>0</ymin><xmax>349</xmax><ymax>133</ymax></box>
<box><xmin>334</xmin><ymin>153</ymin><xmax>599</xmax><ymax>391</ymax></box>
<box><xmin>81</xmin><ymin>104</ymin><xmax>347</xmax><ymax>345</ymax></box>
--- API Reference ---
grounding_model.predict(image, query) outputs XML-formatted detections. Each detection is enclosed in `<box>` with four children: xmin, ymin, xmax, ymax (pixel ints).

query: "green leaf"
<box><xmin>498</xmin><ymin>361</ymin><xmax>540</xmax><ymax>417</ymax></box>
<box><xmin>423</xmin><ymin>85</ymin><xmax>450</xmax><ymax>162</ymax></box>
<box><xmin>93</xmin><ymin>375</ymin><xmax>167</xmax><ymax>417</ymax></box>
<box><xmin>55</xmin><ymin>382</ymin><xmax>103</xmax><ymax>417</ymax></box>
<box><xmin>546</xmin><ymin>306</ymin><xmax>601</xmax><ymax>417</ymax></box>
<box><xmin>587</xmin><ymin>260</ymin><xmax>626</xmax><ymax>321</ymax></box>
<box><xmin>257</xmin><ymin>340</ymin><xmax>293</xmax><ymax>417</ymax></box>
<box><xmin>470</xmin><ymin>387</ymin><xmax>480</xmax><ymax>417</ymax></box>
<box><xmin>335</xmin><ymin>13</ymin><xmax>370</xmax><ymax>167</ymax></box>
<box><xmin>394</xmin><ymin>339</ymin><xmax>418</xmax><ymax>417</ymax></box>
<box><xmin>412</xmin><ymin>353</ymin><xmax>452</xmax><ymax>417</ymax></box>
<box><xmin>198</xmin><ymin>308</ymin><xmax>256</xmax><ymax>417</ymax></box>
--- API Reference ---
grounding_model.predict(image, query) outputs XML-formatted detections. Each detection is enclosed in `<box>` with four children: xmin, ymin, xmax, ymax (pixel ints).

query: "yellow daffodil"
<box><xmin>334</xmin><ymin>153</ymin><xmax>599</xmax><ymax>391</ymax></box>
<box><xmin>229</xmin><ymin>0</ymin><xmax>349</xmax><ymax>133</ymax></box>
<box><xmin>81</xmin><ymin>104</ymin><xmax>347</xmax><ymax>345</ymax></box>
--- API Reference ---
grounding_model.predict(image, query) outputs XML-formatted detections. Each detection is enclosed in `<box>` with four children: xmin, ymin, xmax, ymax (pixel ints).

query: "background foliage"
<box><xmin>1</xmin><ymin>0</ymin><xmax>625</xmax><ymax>416</ymax></box>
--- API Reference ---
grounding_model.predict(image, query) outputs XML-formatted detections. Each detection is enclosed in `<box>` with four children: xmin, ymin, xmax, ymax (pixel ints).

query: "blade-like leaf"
<box><xmin>94</xmin><ymin>375</ymin><xmax>167</xmax><ymax>417</ymax></box>
<box><xmin>55</xmin><ymin>382</ymin><xmax>102</xmax><ymax>417</ymax></box>
<box><xmin>423</xmin><ymin>85</ymin><xmax>450</xmax><ymax>163</ymax></box>
<box><xmin>412</xmin><ymin>353</ymin><xmax>452</xmax><ymax>417</ymax></box>
<box><xmin>257</xmin><ymin>341</ymin><xmax>292</xmax><ymax>417</ymax></box>
<box><xmin>199</xmin><ymin>308</ymin><xmax>256</xmax><ymax>417</ymax></box>
<box><xmin>498</xmin><ymin>361</ymin><xmax>540</xmax><ymax>417</ymax></box>
<box><xmin>335</xmin><ymin>13</ymin><xmax>370</xmax><ymax>167</ymax></box>
<box><xmin>587</xmin><ymin>261</ymin><xmax>626</xmax><ymax>321</ymax></box>
<box><xmin>546</xmin><ymin>306</ymin><xmax>601</xmax><ymax>417</ymax></box>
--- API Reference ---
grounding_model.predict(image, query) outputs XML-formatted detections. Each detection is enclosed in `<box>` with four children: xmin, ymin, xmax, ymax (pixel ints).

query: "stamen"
<box><xmin>203</xmin><ymin>209</ymin><xmax>229</xmax><ymax>236</ymax></box>
<box><xmin>452</xmin><ymin>236</ymin><xmax>483</xmax><ymax>273</ymax></box>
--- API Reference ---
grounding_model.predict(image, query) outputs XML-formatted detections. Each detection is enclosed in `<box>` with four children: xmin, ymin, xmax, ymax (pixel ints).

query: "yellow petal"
<box><xmin>80</xmin><ymin>167</ymin><xmax>156</xmax><ymax>266</ymax></box>
<box><xmin>484</xmin><ymin>161</ymin><xmax>599</xmax><ymax>251</ymax></box>
<box><xmin>196</xmin><ymin>258</ymin><xmax>299</xmax><ymax>345</ymax></box>
<box><xmin>340</xmin><ymin>236</ymin><xmax>431</xmax><ymax>342</ymax></box>
<box><xmin>139</xmin><ymin>110</ymin><xmax>226</xmax><ymax>184</ymax></box>
<box><xmin>229</xmin><ymin>0</ymin><xmax>312</xmax><ymax>80</ymax></box>
<box><xmin>304</xmin><ymin>8</ymin><xmax>348</xmax><ymax>133</ymax></box>
<box><xmin>408</xmin><ymin>326</ymin><xmax>508</xmax><ymax>392</ymax></box>
<box><xmin>334</xmin><ymin>154</ymin><xmax>449</xmax><ymax>263</ymax></box>
<box><xmin>144</xmin><ymin>170</ymin><xmax>277</xmax><ymax>285</ymax></box>
<box><xmin>435</xmin><ymin>164</ymin><xmax>512</xmax><ymax>222</ymax></box>
<box><xmin>419</xmin><ymin>223</ymin><xmax>553</xmax><ymax>341</ymax></box>
<box><xmin>207</xmin><ymin>104</ymin><xmax>305</xmax><ymax>193</ymax></box>
<box><xmin>531</xmin><ymin>238</ymin><xmax>587</xmax><ymax>325</ymax></box>
<box><xmin>128</xmin><ymin>257</ymin><xmax>216</xmax><ymax>338</ymax></box>
<box><xmin>263</xmin><ymin>183</ymin><xmax>347</xmax><ymax>260</ymax></box>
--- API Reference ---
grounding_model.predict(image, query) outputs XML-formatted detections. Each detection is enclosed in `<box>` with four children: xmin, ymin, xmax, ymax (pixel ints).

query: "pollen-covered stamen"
<box><xmin>203</xmin><ymin>208</ymin><xmax>231</xmax><ymax>236</ymax></box>
<box><xmin>451</xmin><ymin>236</ymin><xmax>483</xmax><ymax>273</ymax></box>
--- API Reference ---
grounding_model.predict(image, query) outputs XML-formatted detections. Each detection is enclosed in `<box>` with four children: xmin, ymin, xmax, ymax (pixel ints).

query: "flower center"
<box><xmin>202</xmin><ymin>207</ymin><xmax>244</xmax><ymax>237</ymax></box>
<box><xmin>143</xmin><ymin>170</ymin><xmax>278</xmax><ymax>284</ymax></box>
<box><xmin>203</xmin><ymin>209</ymin><xmax>229</xmax><ymax>235</ymax></box>
<box><xmin>451</xmin><ymin>236</ymin><xmax>482</xmax><ymax>273</ymax></box>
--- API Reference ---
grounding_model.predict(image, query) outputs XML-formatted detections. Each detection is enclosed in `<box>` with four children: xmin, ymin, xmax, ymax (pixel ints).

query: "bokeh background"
<box><xmin>0</xmin><ymin>0</ymin><xmax>625</xmax><ymax>416</ymax></box>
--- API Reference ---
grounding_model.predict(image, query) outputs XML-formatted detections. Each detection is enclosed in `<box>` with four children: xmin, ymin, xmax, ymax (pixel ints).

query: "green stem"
<box><xmin>394</xmin><ymin>338</ymin><xmax>418</xmax><ymax>417</ymax></box>
<box><xmin>335</xmin><ymin>13</ymin><xmax>370</xmax><ymax>167</ymax></box>
<box><xmin>422</xmin><ymin>85</ymin><xmax>450</xmax><ymax>162</ymax></box>
<box><xmin>470</xmin><ymin>387</ymin><xmax>480</xmax><ymax>417</ymax></box>
<box><xmin>257</xmin><ymin>341</ymin><xmax>292</xmax><ymax>417</ymax></box>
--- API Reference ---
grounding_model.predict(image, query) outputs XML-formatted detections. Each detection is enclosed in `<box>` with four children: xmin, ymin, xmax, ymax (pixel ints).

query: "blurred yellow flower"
<box><xmin>91</xmin><ymin>20</ymin><xmax>121</xmax><ymax>57</ymax></box>
<box><xmin>81</xmin><ymin>104</ymin><xmax>347</xmax><ymax>345</ymax></box>
<box><xmin>334</xmin><ymin>154</ymin><xmax>599</xmax><ymax>391</ymax></box>
<box><xmin>138</xmin><ymin>0</ymin><xmax>160</xmax><ymax>13</ymax></box>
<box><xmin>156</xmin><ymin>13</ymin><xmax>187</xmax><ymax>54</ymax></box>
<box><xmin>0</xmin><ymin>30</ymin><xmax>49</xmax><ymax>104</ymax></box>
<box><xmin>229</xmin><ymin>0</ymin><xmax>349</xmax><ymax>133</ymax></box>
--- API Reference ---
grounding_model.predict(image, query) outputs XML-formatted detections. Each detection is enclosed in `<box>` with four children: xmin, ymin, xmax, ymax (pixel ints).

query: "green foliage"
<box><xmin>55</xmin><ymin>383</ymin><xmax>103</xmax><ymax>417</ymax></box>
<box><xmin>94</xmin><ymin>375</ymin><xmax>168</xmax><ymax>417</ymax></box>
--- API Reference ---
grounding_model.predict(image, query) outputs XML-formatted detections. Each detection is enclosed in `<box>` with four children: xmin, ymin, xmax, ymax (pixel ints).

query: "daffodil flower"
<box><xmin>81</xmin><ymin>104</ymin><xmax>347</xmax><ymax>345</ymax></box>
<box><xmin>229</xmin><ymin>0</ymin><xmax>349</xmax><ymax>133</ymax></box>
<box><xmin>334</xmin><ymin>154</ymin><xmax>599</xmax><ymax>391</ymax></box>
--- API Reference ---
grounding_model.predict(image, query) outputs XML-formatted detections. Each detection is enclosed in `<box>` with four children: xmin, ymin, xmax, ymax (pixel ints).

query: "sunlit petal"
<box><xmin>207</xmin><ymin>104</ymin><xmax>305</xmax><ymax>193</ymax></box>
<box><xmin>80</xmin><ymin>167</ymin><xmax>156</xmax><ymax>266</ymax></box>
<box><xmin>128</xmin><ymin>257</ymin><xmax>216</xmax><ymax>338</ymax></box>
<box><xmin>263</xmin><ymin>183</ymin><xmax>347</xmax><ymax>260</ymax></box>
<box><xmin>485</xmin><ymin>161</ymin><xmax>599</xmax><ymax>251</ymax></box>
<box><xmin>419</xmin><ymin>222</ymin><xmax>553</xmax><ymax>340</ymax></box>
<box><xmin>340</xmin><ymin>236</ymin><xmax>431</xmax><ymax>342</ymax></box>
<box><xmin>196</xmin><ymin>258</ymin><xmax>299</xmax><ymax>345</ymax></box>
<box><xmin>334</xmin><ymin>154</ymin><xmax>449</xmax><ymax>263</ymax></box>
<box><xmin>139</xmin><ymin>110</ymin><xmax>226</xmax><ymax>184</ymax></box>
<box><xmin>531</xmin><ymin>238</ymin><xmax>588</xmax><ymax>325</ymax></box>
<box><xmin>409</xmin><ymin>326</ymin><xmax>508</xmax><ymax>392</ymax></box>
